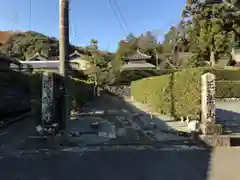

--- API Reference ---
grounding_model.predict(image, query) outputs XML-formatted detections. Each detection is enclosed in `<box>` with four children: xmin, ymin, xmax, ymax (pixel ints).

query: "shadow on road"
<box><xmin>216</xmin><ymin>108</ymin><xmax>240</xmax><ymax>134</ymax></box>
<box><xmin>80</xmin><ymin>92</ymin><xmax>213</xmax><ymax>180</ymax></box>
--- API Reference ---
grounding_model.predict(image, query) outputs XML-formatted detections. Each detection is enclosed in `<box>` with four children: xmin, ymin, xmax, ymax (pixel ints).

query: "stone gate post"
<box><xmin>201</xmin><ymin>73</ymin><xmax>222</xmax><ymax>135</ymax></box>
<box><xmin>201</xmin><ymin>73</ymin><xmax>216</xmax><ymax>124</ymax></box>
<box><xmin>41</xmin><ymin>72</ymin><xmax>54</xmax><ymax>125</ymax></box>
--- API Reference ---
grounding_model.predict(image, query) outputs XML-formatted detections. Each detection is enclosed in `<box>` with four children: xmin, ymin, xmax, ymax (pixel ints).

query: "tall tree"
<box><xmin>126</xmin><ymin>33</ymin><xmax>136</xmax><ymax>43</ymax></box>
<box><xmin>137</xmin><ymin>31</ymin><xmax>156</xmax><ymax>52</ymax></box>
<box><xmin>182</xmin><ymin>0</ymin><xmax>240</xmax><ymax>64</ymax></box>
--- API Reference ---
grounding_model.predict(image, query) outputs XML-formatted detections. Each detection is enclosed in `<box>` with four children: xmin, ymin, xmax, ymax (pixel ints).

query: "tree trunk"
<box><xmin>210</xmin><ymin>51</ymin><xmax>215</xmax><ymax>66</ymax></box>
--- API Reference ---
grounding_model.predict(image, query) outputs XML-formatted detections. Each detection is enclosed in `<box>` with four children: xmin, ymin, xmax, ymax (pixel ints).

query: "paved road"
<box><xmin>0</xmin><ymin>116</ymin><xmax>36</xmax><ymax>154</ymax></box>
<box><xmin>0</xmin><ymin>95</ymin><xmax>239</xmax><ymax>180</ymax></box>
<box><xmin>0</xmin><ymin>146</ymin><xmax>240</xmax><ymax>180</ymax></box>
<box><xmin>75</xmin><ymin>93</ymin><xmax>188</xmax><ymax>143</ymax></box>
<box><xmin>216</xmin><ymin>100</ymin><xmax>240</xmax><ymax>135</ymax></box>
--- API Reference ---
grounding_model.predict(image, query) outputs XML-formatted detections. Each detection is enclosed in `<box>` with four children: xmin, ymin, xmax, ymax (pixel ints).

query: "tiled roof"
<box><xmin>69</xmin><ymin>50</ymin><xmax>85</xmax><ymax>59</ymax></box>
<box><xmin>124</xmin><ymin>50</ymin><xmax>151</xmax><ymax>61</ymax></box>
<box><xmin>20</xmin><ymin>61</ymin><xmax>59</xmax><ymax>69</ymax></box>
<box><xmin>27</xmin><ymin>52</ymin><xmax>49</xmax><ymax>61</ymax></box>
<box><xmin>20</xmin><ymin>60</ymin><xmax>82</xmax><ymax>70</ymax></box>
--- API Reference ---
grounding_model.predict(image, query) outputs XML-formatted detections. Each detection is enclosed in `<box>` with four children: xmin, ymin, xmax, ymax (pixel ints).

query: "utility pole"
<box><xmin>59</xmin><ymin>0</ymin><xmax>70</xmax><ymax>135</ymax></box>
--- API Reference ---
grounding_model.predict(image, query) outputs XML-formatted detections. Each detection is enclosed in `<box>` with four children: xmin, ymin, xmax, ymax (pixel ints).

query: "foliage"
<box><xmin>131</xmin><ymin>67</ymin><xmax>240</xmax><ymax>119</ymax></box>
<box><xmin>115</xmin><ymin>39</ymin><xmax>138</xmax><ymax>60</ymax></box>
<box><xmin>0</xmin><ymin>31</ymin><xmax>64</xmax><ymax>60</ymax></box>
<box><xmin>216</xmin><ymin>80</ymin><xmax>240</xmax><ymax>98</ymax></box>
<box><xmin>205</xmin><ymin>67</ymin><xmax>240</xmax><ymax>80</ymax></box>
<box><xmin>162</xmin><ymin>25</ymin><xmax>183</xmax><ymax>53</ymax></box>
<box><xmin>113</xmin><ymin>69</ymin><xmax>179</xmax><ymax>85</ymax></box>
<box><xmin>29</xmin><ymin>70</ymin><xmax>94</xmax><ymax>117</ymax></box>
<box><xmin>181</xmin><ymin>0</ymin><xmax>240</xmax><ymax>62</ymax></box>
<box><xmin>186</xmin><ymin>54</ymin><xmax>209</xmax><ymax>67</ymax></box>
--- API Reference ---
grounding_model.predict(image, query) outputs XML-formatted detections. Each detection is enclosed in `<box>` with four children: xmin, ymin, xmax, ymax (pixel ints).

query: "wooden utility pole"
<box><xmin>59</xmin><ymin>0</ymin><xmax>70</xmax><ymax>134</ymax></box>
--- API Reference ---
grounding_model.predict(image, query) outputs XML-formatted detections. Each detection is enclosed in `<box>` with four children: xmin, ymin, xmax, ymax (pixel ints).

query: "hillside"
<box><xmin>0</xmin><ymin>31</ymin><xmax>112</xmax><ymax>61</ymax></box>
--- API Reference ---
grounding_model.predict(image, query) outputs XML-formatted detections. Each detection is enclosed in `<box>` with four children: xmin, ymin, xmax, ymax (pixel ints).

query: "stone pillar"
<box><xmin>201</xmin><ymin>73</ymin><xmax>222</xmax><ymax>135</ymax></box>
<box><xmin>201</xmin><ymin>73</ymin><xmax>216</xmax><ymax>124</ymax></box>
<box><xmin>41</xmin><ymin>72</ymin><xmax>54</xmax><ymax>125</ymax></box>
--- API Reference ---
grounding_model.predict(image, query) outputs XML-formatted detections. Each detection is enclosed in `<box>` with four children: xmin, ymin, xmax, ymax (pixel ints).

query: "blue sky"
<box><xmin>0</xmin><ymin>0</ymin><xmax>186</xmax><ymax>52</ymax></box>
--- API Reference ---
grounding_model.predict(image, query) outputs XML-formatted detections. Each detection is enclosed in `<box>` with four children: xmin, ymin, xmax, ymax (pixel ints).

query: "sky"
<box><xmin>0</xmin><ymin>0</ymin><xmax>186</xmax><ymax>52</ymax></box>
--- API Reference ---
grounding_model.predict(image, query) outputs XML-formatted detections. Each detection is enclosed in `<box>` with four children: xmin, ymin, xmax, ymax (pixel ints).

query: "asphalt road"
<box><xmin>0</xmin><ymin>115</ymin><xmax>36</xmax><ymax>154</ymax></box>
<box><xmin>0</xmin><ymin>148</ymin><xmax>210</xmax><ymax>180</ymax></box>
<box><xmin>78</xmin><ymin>94</ymin><xmax>189</xmax><ymax>142</ymax></box>
<box><xmin>0</xmin><ymin>147</ymin><xmax>239</xmax><ymax>180</ymax></box>
<box><xmin>0</xmin><ymin>95</ymin><xmax>239</xmax><ymax>180</ymax></box>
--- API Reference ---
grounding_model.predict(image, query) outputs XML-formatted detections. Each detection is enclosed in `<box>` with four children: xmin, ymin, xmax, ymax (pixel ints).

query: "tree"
<box><xmin>115</xmin><ymin>39</ymin><xmax>138</xmax><ymax>60</ymax></box>
<box><xmin>126</xmin><ymin>33</ymin><xmax>136</xmax><ymax>43</ymax></box>
<box><xmin>182</xmin><ymin>0</ymin><xmax>240</xmax><ymax>65</ymax></box>
<box><xmin>0</xmin><ymin>31</ymin><xmax>63</xmax><ymax>60</ymax></box>
<box><xmin>137</xmin><ymin>31</ymin><xmax>157</xmax><ymax>55</ymax></box>
<box><xmin>89</xmin><ymin>39</ymin><xmax>98</xmax><ymax>50</ymax></box>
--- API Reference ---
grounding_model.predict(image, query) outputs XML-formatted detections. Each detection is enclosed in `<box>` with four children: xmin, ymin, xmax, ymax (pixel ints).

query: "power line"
<box><xmin>108</xmin><ymin>0</ymin><xmax>126</xmax><ymax>35</ymax></box>
<box><xmin>112</xmin><ymin>0</ymin><xmax>131</xmax><ymax>33</ymax></box>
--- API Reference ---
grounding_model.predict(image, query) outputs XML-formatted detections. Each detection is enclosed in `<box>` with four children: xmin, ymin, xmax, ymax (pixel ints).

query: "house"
<box><xmin>21</xmin><ymin>51</ymin><xmax>93</xmax><ymax>72</ymax></box>
<box><xmin>21</xmin><ymin>53</ymin><xmax>60</xmax><ymax>71</ymax></box>
<box><xmin>122</xmin><ymin>50</ymin><xmax>155</xmax><ymax>70</ymax></box>
<box><xmin>69</xmin><ymin>50</ymin><xmax>86</xmax><ymax>60</ymax></box>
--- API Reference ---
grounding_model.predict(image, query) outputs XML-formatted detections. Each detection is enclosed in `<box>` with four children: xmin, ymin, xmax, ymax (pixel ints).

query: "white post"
<box><xmin>201</xmin><ymin>73</ymin><xmax>216</xmax><ymax>124</ymax></box>
<box><xmin>41</xmin><ymin>72</ymin><xmax>54</xmax><ymax>124</ymax></box>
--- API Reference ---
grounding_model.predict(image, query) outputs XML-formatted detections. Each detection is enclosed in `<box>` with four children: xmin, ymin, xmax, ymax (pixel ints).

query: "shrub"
<box><xmin>203</xmin><ymin>68</ymin><xmax>240</xmax><ymax>81</ymax></box>
<box><xmin>131</xmin><ymin>68</ymin><xmax>240</xmax><ymax>120</ymax></box>
<box><xmin>216</xmin><ymin>80</ymin><xmax>240</xmax><ymax>98</ymax></box>
<box><xmin>114</xmin><ymin>69</ymin><xmax>179</xmax><ymax>85</ymax></box>
<box><xmin>131</xmin><ymin>68</ymin><xmax>203</xmax><ymax>119</ymax></box>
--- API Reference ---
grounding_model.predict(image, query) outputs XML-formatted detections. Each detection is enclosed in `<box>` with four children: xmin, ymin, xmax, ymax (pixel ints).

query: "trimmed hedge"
<box><xmin>216</xmin><ymin>80</ymin><xmax>240</xmax><ymax>98</ymax></box>
<box><xmin>204</xmin><ymin>68</ymin><xmax>240</xmax><ymax>81</ymax></box>
<box><xmin>30</xmin><ymin>70</ymin><xmax>94</xmax><ymax>107</ymax></box>
<box><xmin>113</xmin><ymin>69</ymin><xmax>179</xmax><ymax>85</ymax></box>
<box><xmin>131</xmin><ymin>68</ymin><xmax>240</xmax><ymax>120</ymax></box>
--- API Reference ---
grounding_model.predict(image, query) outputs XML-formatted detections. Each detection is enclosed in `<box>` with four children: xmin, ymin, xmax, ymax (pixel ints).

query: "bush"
<box><xmin>131</xmin><ymin>75</ymin><xmax>172</xmax><ymax>115</ymax></box>
<box><xmin>131</xmin><ymin>68</ymin><xmax>240</xmax><ymax>120</ymax></box>
<box><xmin>216</xmin><ymin>81</ymin><xmax>240</xmax><ymax>98</ymax></box>
<box><xmin>131</xmin><ymin>68</ymin><xmax>203</xmax><ymax>119</ymax></box>
<box><xmin>69</xmin><ymin>77</ymin><xmax>94</xmax><ymax>108</ymax></box>
<box><xmin>30</xmin><ymin>70</ymin><xmax>94</xmax><ymax>107</ymax></box>
<box><xmin>114</xmin><ymin>69</ymin><xmax>179</xmax><ymax>85</ymax></box>
<box><xmin>203</xmin><ymin>68</ymin><xmax>240</xmax><ymax>81</ymax></box>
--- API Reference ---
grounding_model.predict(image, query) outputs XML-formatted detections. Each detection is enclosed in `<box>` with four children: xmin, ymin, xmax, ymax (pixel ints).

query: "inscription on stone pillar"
<box><xmin>201</xmin><ymin>73</ymin><xmax>216</xmax><ymax>124</ymax></box>
<box><xmin>41</xmin><ymin>72</ymin><xmax>54</xmax><ymax>124</ymax></box>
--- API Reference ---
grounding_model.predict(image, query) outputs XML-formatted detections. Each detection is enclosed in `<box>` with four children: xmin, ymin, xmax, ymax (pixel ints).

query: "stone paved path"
<box><xmin>124</xmin><ymin>98</ymin><xmax>240</xmax><ymax>135</ymax></box>
<box><xmin>124</xmin><ymin>98</ymin><xmax>190</xmax><ymax>133</ymax></box>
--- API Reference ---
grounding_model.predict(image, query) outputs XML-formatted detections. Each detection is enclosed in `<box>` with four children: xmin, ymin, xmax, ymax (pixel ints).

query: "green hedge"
<box><xmin>113</xmin><ymin>67</ymin><xmax>240</xmax><ymax>85</ymax></box>
<box><xmin>29</xmin><ymin>71</ymin><xmax>94</xmax><ymax>107</ymax></box>
<box><xmin>113</xmin><ymin>69</ymin><xmax>179</xmax><ymax>85</ymax></box>
<box><xmin>204</xmin><ymin>68</ymin><xmax>240</xmax><ymax>81</ymax></box>
<box><xmin>131</xmin><ymin>68</ymin><xmax>240</xmax><ymax>120</ymax></box>
<box><xmin>216</xmin><ymin>81</ymin><xmax>240</xmax><ymax>98</ymax></box>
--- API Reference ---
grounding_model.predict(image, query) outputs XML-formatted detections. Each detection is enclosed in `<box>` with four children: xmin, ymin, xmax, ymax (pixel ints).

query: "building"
<box><xmin>122</xmin><ymin>50</ymin><xmax>155</xmax><ymax>70</ymax></box>
<box><xmin>21</xmin><ymin>51</ymin><xmax>91</xmax><ymax>72</ymax></box>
